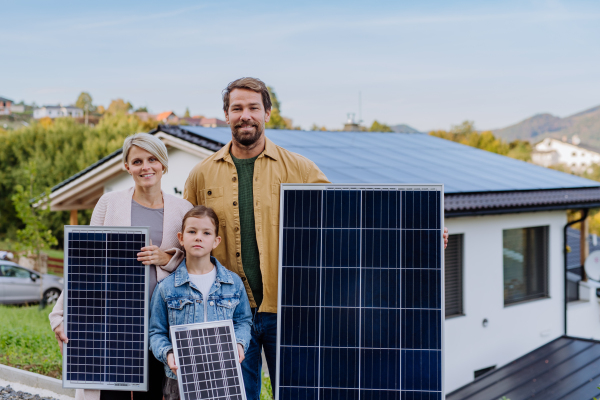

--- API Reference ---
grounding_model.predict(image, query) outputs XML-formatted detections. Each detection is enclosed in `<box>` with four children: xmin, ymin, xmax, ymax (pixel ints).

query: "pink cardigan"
<box><xmin>49</xmin><ymin>187</ymin><xmax>192</xmax><ymax>400</ymax></box>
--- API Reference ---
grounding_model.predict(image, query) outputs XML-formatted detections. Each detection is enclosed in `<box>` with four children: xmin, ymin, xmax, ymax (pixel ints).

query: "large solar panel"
<box><xmin>276</xmin><ymin>184</ymin><xmax>444</xmax><ymax>400</ymax></box>
<box><xmin>63</xmin><ymin>226</ymin><xmax>150</xmax><ymax>391</ymax></box>
<box><xmin>171</xmin><ymin>321</ymin><xmax>246</xmax><ymax>400</ymax></box>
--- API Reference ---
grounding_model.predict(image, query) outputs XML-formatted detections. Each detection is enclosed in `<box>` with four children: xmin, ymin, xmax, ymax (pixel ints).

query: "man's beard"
<box><xmin>231</xmin><ymin>121</ymin><xmax>263</xmax><ymax>147</ymax></box>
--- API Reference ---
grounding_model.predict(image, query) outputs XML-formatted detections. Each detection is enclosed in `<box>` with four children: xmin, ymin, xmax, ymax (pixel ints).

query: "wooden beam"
<box><xmin>581</xmin><ymin>215</ymin><xmax>589</xmax><ymax>281</ymax></box>
<box><xmin>70</xmin><ymin>210</ymin><xmax>78</xmax><ymax>225</ymax></box>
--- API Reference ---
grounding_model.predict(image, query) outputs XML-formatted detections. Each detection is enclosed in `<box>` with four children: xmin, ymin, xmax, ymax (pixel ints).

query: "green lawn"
<box><xmin>0</xmin><ymin>305</ymin><xmax>275</xmax><ymax>398</ymax></box>
<box><xmin>0</xmin><ymin>305</ymin><xmax>62</xmax><ymax>378</ymax></box>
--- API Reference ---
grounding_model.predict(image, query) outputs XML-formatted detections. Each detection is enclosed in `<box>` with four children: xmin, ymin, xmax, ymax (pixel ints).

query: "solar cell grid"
<box><xmin>171</xmin><ymin>321</ymin><xmax>246</xmax><ymax>400</ymax></box>
<box><xmin>63</xmin><ymin>226</ymin><xmax>149</xmax><ymax>390</ymax></box>
<box><xmin>277</xmin><ymin>184</ymin><xmax>444</xmax><ymax>400</ymax></box>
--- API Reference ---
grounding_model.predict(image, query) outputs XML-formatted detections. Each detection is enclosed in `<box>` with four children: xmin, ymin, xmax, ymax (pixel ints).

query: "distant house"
<box><xmin>47</xmin><ymin>126</ymin><xmax>600</xmax><ymax>393</ymax></box>
<box><xmin>155</xmin><ymin>111</ymin><xmax>178</xmax><ymax>124</ymax></box>
<box><xmin>133</xmin><ymin>112</ymin><xmax>155</xmax><ymax>122</ymax></box>
<box><xmin>532</xmin><ymin>137</ymin><xmax>600</xmax><ymax>172</ymax></box>
<box><xmin>10</xmin><ymin>104</ymin><xmax>25</xmax><ymax>113</ymax></box>
<box><xmin>34</xmin><ymin>105</ymin><xmax>83</xmax><ymax>119</ymax></box>
<box><xmin>0</xmin><ymin>96</ymin><xmax>13</xmax><ymax>115</ymax></box>
<box><xmin>179</xmin><ymin>117</ymin><xmax>228</xmax><ymax>127</ymax></box>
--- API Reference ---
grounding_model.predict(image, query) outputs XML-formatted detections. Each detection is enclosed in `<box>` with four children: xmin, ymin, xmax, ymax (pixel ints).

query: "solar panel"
<box><xmin>62</xmin><ymin>226</ymin><xmax>150</xmax><ymax>391</ymax></box>
<box><xmin>276</xmin><ymin>184</ymin><xmax>444</xmax><ymax>400</ymax></box>
<box><xmin>171</xmin><ymin>321</ymin><xmax>246</xmax><ymax>400</ymax></box>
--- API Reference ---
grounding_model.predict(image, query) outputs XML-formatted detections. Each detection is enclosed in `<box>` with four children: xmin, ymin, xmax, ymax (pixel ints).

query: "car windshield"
<box><xmin>0</xmin><ymin>265</ymin><xmax>31</xmax><ymax>279</ymax></box>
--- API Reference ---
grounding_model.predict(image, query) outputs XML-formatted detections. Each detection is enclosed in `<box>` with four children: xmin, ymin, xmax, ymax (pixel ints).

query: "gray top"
<box><xmin>131</xmin><ymin>199</ymin><xmax>164</xmax><ymax>299</ymax></box>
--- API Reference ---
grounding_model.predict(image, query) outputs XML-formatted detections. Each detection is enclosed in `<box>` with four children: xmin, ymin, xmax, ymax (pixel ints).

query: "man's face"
<box><xmin>225</xmin><ymin>89</ymin><xmax>271</xmax><ymax>147</ymax></box>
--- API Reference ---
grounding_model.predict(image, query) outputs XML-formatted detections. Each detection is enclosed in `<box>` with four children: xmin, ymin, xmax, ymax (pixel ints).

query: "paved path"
<box><xmin>0</xmin><ymin>379</ymin><xmax>73</xmax><ymax>400</ymax></box>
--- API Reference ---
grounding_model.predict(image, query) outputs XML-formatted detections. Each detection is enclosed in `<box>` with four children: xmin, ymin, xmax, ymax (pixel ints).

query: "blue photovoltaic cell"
<box><xmin>278</xmin><ymin>186</ymin><xmax>443</xmax><ymax>400</ymax></box>
<box><xmin>64</xmin><ymin>227</ymin><xmax>148</xmax><ymax>390</ymax></box>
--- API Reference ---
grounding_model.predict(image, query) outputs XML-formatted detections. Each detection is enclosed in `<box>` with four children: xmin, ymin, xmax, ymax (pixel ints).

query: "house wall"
<box><xmin>104</xmin><ymin>147</ymin><xmax>208</xmax><ymax>198</ymax></box>
<box><xmin>567</xmin><ymin>279</ymin><xmax>600</xmax><ymax>340</ymax></box>
<box><xmin>444</xmin><ymin>210</ymin><xmax>566</xmax><ymax>393</ymax></box>
<box><xmin>534</xmin><ymin>138</ymin><xmax>600</xmax><ymax>171</ymax></box>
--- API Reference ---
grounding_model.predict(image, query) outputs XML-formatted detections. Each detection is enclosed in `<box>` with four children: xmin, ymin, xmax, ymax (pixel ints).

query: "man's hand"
<box><xmin>237</xmin><ymin>344</ymin><xmax>245</xmax><ymax>364</ymax></box>
<box><xmin>443</xmin><ymin>227</ymin><xmax>449</xmax><ymax>249</ymax></box>
<box><xmin>167</xmin><ymin>352</ymin><xmax>178</xmax><ymax>375</ymax></box>
<box><xmin>54</xmin><ymin>323</ymin><xmax>68</xmax><ymax>352</ymax></box>
<box><xmin>138</xmin><ymin>245</ymin><xmax>172</xmax><ymax>266</ymax></box>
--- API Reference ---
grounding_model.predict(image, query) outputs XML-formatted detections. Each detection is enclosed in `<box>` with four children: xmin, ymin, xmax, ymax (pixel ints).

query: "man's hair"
<box><xmin>222</xmin><ymin>77</ymin><xmax>272</xmax><ymax>113</ymax></box>
<box><xmin>122</xmin><ymin>132</ymin><xmax>169</xmax><ymax>173</ymax></box>
<box><xmin>181</xmin><ymin>205</ymin><xmax>220</xmax><ymax>236</ymax></box>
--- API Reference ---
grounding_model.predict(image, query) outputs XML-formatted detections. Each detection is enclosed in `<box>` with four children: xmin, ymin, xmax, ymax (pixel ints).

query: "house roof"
<box><xmin>447</xmin><ymin>336</ymin><xmax>600</xmax><ymax>400</ymax></box>
<box><xmin>0</xmin><ymin>97</ymin><xmax>13</xmax><ymax>103</ymax></box>
<box><xmin>36</xmin><ymin>105</ymin><xmax>81</xmax><ymax>110</ymax></box>
<box><xmin>156</xmin><ymin>111</ymin><xmax>176</xmax><ymax>121</ymax></box>
<box><xmin>51</xmin><ymin>125</ymin><xmax>600</xmax><ymax>215</ymax></box>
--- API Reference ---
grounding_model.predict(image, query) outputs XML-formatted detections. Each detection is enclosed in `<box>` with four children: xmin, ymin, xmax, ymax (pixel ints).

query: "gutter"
<box><xmin>564</xmin><ymin>209</ymin><xmax>588</xmax><ymax>335</ymax></box>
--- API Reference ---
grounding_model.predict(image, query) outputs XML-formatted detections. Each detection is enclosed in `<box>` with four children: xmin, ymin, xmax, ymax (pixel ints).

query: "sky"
<box><xmin>2</xmin><ymin>0</ymin><xmax>600</xmax><ymax>131</ymax></box>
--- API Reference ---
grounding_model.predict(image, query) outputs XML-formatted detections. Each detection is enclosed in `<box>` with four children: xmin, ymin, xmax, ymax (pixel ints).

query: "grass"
<box><xmin>0</xmin><ymin>304</ymin><xmax>62</xmax><ymax>378</ymax></box>
<box><xmin>261</xmin><ymin>371</ymin><xmax>274</xmax><ymax>400</ymax></box>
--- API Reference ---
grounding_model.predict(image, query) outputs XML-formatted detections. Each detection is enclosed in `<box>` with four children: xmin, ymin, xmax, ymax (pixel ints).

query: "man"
<box><xmin>184</xmin><ymin>77</ymin><xmax>329</xmax><ymax>399</ymax></box>
<box><xmin>184</xmin><ymin>77</ymin><xmax>449</xmax><ymax>399</ymax></box>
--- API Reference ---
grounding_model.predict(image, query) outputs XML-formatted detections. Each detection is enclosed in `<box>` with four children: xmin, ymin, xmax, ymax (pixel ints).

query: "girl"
<box><xmin>149</xmin><ymin>206</ymin><xmax>252</xmax><ymax>400</ymax></box>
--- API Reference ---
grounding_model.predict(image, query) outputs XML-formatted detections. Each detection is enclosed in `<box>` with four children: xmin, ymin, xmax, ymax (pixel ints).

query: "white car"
<box><xmin>0</xmin><ymin>260</ymin><xmax>63</xmax><ymax>305</ymax></box>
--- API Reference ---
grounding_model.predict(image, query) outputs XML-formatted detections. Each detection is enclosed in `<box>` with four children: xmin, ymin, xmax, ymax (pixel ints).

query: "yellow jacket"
<box><xmin>184</xmin><ymin>137</ymin><xmax>329</xmax><ymax>312</ymax></box>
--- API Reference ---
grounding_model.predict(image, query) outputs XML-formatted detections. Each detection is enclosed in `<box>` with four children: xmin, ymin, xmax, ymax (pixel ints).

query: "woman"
<box><xmin>49</xmin><ymin>132</ymin><xmax>193</xmax><ymax>400</ymax></box>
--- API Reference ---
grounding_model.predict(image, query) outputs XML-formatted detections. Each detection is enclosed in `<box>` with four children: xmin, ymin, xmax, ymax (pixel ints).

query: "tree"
<box><xmin>75</xmin><ymin>92</ymin><xmax>94</xmax><ymax>125</ymax></box>
<box><xmin>310</xmin><ymin>124</ymin><xmax>327</xmax><ymax>131</ymax></box>
<box><xmin>369</xmin><ymin>120</ymin><xmax>393</xmax><ymax>132</ymax></box>
<box><xmin>135</xmin><ymin>106</ymin><xmax>148</xmax><ymax>112</ymax></box>
<box><xmin>11</xmin><ymin>162</ymin><xmax>57</xmax><ymax>258</ymax></box>
<box><xmin>96</xmin><ymin>105</ymin><xmax>106</xmax><ymax>114</ymax></box>
<box><xmin>184</xmin><ymin>108</ymin><xmax>190</xmax><ymax>118</ymax></box>
<box><xmin>107</xmin><ymin>99</ymin><xmax>133</xmax><ymax>114</ymax></box>
<box><xmin>265</xmin><ymin>86</ymin><xmax>288</xmax><ymax>129</ymax></box>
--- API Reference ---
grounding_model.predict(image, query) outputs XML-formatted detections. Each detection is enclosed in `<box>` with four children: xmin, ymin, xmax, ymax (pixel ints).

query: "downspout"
<box><xmin>564</xmin><ymin>209</ymin><xmax>588</xmax><ymax>335</ymax></box>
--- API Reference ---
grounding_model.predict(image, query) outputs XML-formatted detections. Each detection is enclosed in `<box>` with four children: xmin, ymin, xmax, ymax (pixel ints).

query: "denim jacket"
<box><xmin>149</xmin><ymin>257</ymin><xmax>252</xmax><ymax>379</ymax></box>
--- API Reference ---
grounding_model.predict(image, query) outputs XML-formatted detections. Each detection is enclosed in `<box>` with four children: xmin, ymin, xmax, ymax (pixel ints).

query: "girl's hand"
<box><xmin>54</xmin><ymin>323</ymin><xmax>69</xmax><ymax>352</ymax></box>
<box><xmin>138</xmin><ymin>245</ymin><xmax>173</xmax><ymax>266</ymax></box>
<box><xmin>167</xmin><ymin>352</ymin><xmax>178</xmax><ymax>375</ymax></box>
<box><xmin>237</xmin><ymin>344</ymin><xmax>245</xmax><ymax>364</ymax></box>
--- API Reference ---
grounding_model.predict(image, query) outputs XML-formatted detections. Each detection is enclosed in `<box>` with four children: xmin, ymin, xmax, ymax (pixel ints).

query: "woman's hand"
<box><xmin>167</xmin><ymin>352</ymin><xmax>178</xmax><ymax>375</ymax></box>
<box><xmin>138</xmin><ymin>245</ymin><xmax>173</xmax><ymax>266</ymax></box>
<box><xmin>443</xmin><ymin>227</ymin><xmax>449</xmax><ymax>249</ymax></box>
<box><xmin>237</xmin><ymin>344</ymin><xmax>245</xmax><ymax>364</ymax></box>
<box><xmin>54</xmin><ymin>323</ymin><xmax>68</xmax><ymax>352</ymax></box>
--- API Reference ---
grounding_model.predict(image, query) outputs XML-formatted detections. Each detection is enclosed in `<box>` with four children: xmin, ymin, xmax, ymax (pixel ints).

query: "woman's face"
<box><xmin>125</xmin><ymin>145</ymin><xmax>164</xmax><ymax>189</ymax></box>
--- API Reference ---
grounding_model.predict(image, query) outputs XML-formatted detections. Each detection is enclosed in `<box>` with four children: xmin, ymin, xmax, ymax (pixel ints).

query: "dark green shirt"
<box><xmin>230</xmin><ymin>153</ymin><xmax>263</xmax><ymax>308</ymax></box>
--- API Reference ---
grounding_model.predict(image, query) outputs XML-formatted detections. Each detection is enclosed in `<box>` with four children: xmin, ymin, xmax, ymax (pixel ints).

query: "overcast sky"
<box><xmin>2</xmin><ymin>0</ymin><xmax>600</xmax><ymax>131</ymax></box>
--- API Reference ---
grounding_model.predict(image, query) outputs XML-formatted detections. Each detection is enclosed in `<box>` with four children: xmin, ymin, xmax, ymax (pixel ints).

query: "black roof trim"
<box><xmin>51</xmin><ymin>125</ymin><xmax>227</xmax><ymax>193</ymax></box>
<box><xmin>447</xmin><ymin>336</ymin><xmax>600</xmax><ymax>400</ymax></box>
<box><xmin>445</xmin><ymin>187</ymin><xmax>600</xmax><ymax>216</ymax></box>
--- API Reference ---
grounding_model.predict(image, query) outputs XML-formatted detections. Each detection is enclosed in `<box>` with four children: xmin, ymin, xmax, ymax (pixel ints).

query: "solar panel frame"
<box><xmin>171</xmin><ymin>320</ymin><xmax>247</xmax><ymax>400</ymax></box>
<box><xmin>276</xmin><ymin>183</ymin><xmax>445</xmax><ymax>400</ymax></box>
<box><xmin>62</xmin><ymin>225</ymin><xmax>150</xmax><ymax>391</ymax></box>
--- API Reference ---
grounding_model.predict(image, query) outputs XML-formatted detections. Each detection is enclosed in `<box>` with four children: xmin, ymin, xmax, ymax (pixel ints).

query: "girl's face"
<box><xmin>125</xmin><ymin>145</ymin><xmax>164</xmax><ymax>189</ymax></box>
<box><xmin>177</xmin><ymin>216</ymin><xmax>221</xmax><ymax>259</ymax></box>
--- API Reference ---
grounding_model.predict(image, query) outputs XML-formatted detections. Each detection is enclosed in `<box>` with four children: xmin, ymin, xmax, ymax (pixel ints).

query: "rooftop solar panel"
<box><xmin>171</xmin><ymin>321</ymin><xmax>246</xmax><ymax>400</ymax></box>
<box><xmin>62</xmin><ymin>226</ymin><xmax>150</xmax><ymax>391</ymax></box>
<box><xmin>276</xmin><ymin>184</ymin><xmax>444</xmax><ymax>400</ymax></box>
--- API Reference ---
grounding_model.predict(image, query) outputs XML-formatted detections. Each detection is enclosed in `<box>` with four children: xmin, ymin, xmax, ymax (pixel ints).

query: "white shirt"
<box><xmin>189</xmin><ymin>266</ymin><xmax>217</xmax><ymax>322</ymax></box>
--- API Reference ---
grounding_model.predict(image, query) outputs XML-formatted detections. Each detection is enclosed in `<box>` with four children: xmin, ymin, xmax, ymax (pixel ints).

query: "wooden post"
<box><xmin>581</xmin><ymin>214</ymin><xmax>589</xmax><ymax>281</ymax></box>
<box><xmin>70</xmin><ymin>209</ymin><xmax>78</xmax><ymax>225</ymax></box>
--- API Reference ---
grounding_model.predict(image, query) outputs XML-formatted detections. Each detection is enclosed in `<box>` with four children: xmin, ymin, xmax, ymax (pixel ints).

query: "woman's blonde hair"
<box><xmin>122</xmin><ymin>133</ymin><xmax>169</xmax><ymax>173</ymax></box>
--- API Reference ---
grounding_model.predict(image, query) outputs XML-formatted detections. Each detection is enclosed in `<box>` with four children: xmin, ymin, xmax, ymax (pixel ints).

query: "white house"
<box><xmin>532</xmin><ymin>136</ymin><xmax>600</xmax><ymax>173</ymax></box>
<box><xmin>48</xmin><ymin>126</ymin><xmax>600</xmax><ymax>395</ymax></box>
<box><xmin>33</xmin><ymin>105</ymin><xmax>83</xmax><ymax>119</ymax></box>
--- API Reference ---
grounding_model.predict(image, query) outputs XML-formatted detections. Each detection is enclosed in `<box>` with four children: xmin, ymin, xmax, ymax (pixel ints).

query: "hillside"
<box><xmin>493</xmin><ymin>105</ymin><xmax>600</xmax><ymax>146</ymax></box>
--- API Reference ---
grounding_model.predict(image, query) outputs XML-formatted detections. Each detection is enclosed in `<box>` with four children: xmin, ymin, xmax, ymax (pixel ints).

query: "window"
<box><xmin>445</xmin><ymin>233</ymin><xmax>464</xmax><ymax>318</ymax></box>
<box><xmin>503</xmin><ymin>226</ymin><xmax>549</xmax><ymax>305</ymax></box>
<box><xmin>0</xmin><ymin>265</ymin><xmax>31</xmax><ymax>279</ymax></box>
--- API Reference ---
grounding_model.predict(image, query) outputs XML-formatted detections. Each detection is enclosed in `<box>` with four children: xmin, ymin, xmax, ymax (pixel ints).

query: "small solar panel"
<box><xmin>276</xmin><ymin>184</ymin><xmax>444</xmax><ymax>400</ymax></box>
<box><xmin>62</xmin><ymin>226</ymin><xmax>150</xmax><ymax>391</ymax></box>
<box><xmin>171</xmin><ymin>321</ymin><xmax>246</xmax><ymax>400</ymax></box>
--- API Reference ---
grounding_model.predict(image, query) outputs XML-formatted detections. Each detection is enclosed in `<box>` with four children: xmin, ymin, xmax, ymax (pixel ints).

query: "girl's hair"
<box><xmin>122</xmin><ymin>132</ymin><xmax>169</xmax><ymax>173</ymax></box>
<box><xmin>181</xmin><ymin>206</ymin><xmax>220</xmax><ymax>236</ymax></box>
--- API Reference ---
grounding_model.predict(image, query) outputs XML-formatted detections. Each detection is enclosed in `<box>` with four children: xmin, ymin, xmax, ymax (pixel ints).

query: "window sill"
<box><xmin>504</xmin><ymin>295</ymin><xmax>550</xmax><ymax>308</ymax></box>
<box><xmin>445</xmin><ymin>313</ymin><xmax>465</xmax><ymax>320</ymax></box>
